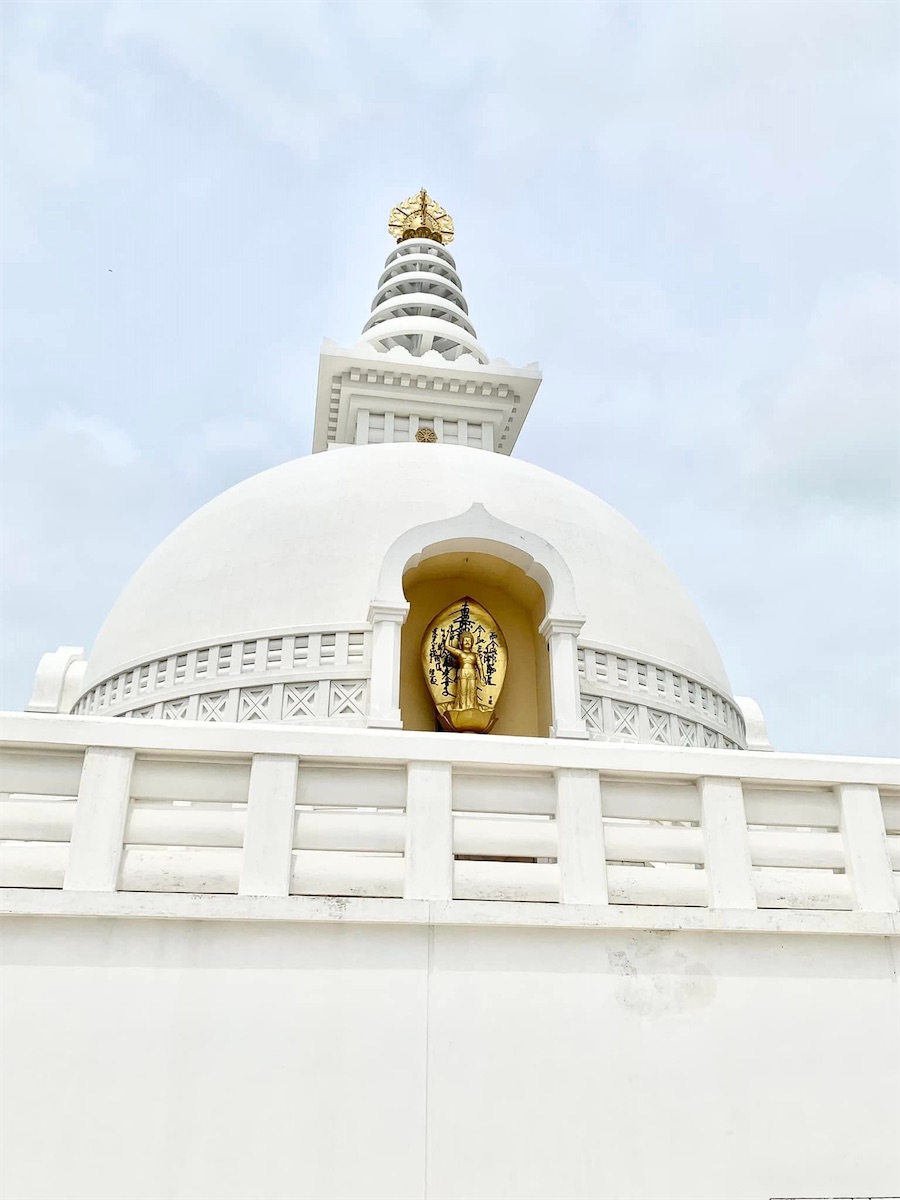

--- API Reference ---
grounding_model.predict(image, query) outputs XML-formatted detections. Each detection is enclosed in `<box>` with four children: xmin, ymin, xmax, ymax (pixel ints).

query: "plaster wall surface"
<box><xmin>2</xmin><ymin>915</ymin><xmax>897</xmax><ymax>1200</ymax></box>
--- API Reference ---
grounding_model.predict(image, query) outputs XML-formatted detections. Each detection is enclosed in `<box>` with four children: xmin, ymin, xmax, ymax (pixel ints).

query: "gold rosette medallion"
<box><xmin>421</xmin><ymin>597</ymin><xmax>507</xmax><ymax>733</ymax></box>
<box><xmin>388</xmin><ymin>189</ymin><xmax>454</xmax><ymax>245</ymax></box>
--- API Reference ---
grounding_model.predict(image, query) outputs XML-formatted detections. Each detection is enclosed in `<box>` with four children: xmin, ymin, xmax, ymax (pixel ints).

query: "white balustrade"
<box><xmin>1</xmin><ymin>712</ymin><xmax>898</xmax><ymax>931</ymax></box>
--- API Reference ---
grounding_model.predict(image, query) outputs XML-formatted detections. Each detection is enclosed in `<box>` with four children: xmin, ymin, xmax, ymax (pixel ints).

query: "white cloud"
<box><xmin>0</xmin><ymin>45</ymin><xmax>103</xmax><ymax>255</ymax></box>
<box><xmin>745</xmin><ymin>278</ymin><xmax>900</xmax><ymax>509</ymax></box>
<box><xmin>43</xmin><ymin>408</ymin><xmax>139</xmax><ymax>468</ymax></box>
<box><xmin>1</xmin><ymin>0</ymin><xmax>897</xmax><ymax>754</ymax></box>
<box><xmin>103</xmin><ymin>0</ymin><xmax>356</xmax><ymax>157</ymax></box>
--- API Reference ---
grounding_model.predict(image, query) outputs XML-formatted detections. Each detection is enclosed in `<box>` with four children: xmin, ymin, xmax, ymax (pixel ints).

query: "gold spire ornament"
<box><xmin>421</xmin><ymin>597</ymin><xmax>507</xmax><ymax>733</ymax></box>
<box><xmin>388</xmin><ymin>189</ymin><xmax>454</xmax><ymax>245</ymax></box>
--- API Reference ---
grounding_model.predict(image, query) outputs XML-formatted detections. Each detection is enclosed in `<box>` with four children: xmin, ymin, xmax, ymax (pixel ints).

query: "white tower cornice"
<box><xmin>313</xmin><ymin>193</ymin><xmax>542</xmax><ymax>455</ymax></box>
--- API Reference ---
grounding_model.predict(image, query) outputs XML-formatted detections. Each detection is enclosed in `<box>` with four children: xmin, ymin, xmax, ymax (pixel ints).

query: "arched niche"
<box><xmin>400</xmin><ymin>550</ymin><xmax>552</xmax><ymax>737</ymax></box>
<box><xmin>368</xmin><ymin>504</ymin><xmax>588</xmax><ymax>738</ymax></box>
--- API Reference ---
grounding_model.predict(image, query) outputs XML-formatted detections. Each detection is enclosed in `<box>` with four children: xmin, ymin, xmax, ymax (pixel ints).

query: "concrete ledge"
<box><xmin>3</xmin><ymin>711</ymin><xmax>899</xmax><ymax>786</ymax></box>
<box><xmin>2</xmin><ymin>889</ymin><xmax>897</xmax><ymax>936</ymax></box>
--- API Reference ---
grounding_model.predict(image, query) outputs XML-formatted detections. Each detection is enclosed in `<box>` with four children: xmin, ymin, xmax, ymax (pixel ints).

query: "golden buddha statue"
<box><xmin>421</xmin><ymin>597</ymin><xmax>507</xmax><ymax>733</ymax></box>
<box><xmin>445</xmin><ymin>632</ymin><xmax>484</xmax><ymax>713</ymax></box>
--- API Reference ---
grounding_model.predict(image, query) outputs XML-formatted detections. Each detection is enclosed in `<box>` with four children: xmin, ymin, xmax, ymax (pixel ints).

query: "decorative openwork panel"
<box><xmin>73</xmin><ymin>628</ymin><xmax>372</xmax><ymax>725</ymax></box>
<box><xmin>578</xmin><ymin>643</ymin><xmax>746</xmax><ymax>749</ymax></box>
<box><xmin>197</xmin><ymin>692</ymin><xmax>227</xmax><ymax>722</ymax></box>
<box><xmin>328</xmin><ymin>681</ymin><xmax>367</xmax><ymax>718</ymax></box>
<box><xmin>238</xmin><ymin>687</ymin><xmax>270</xmax><ymax>722</ymax></box>
<box><xmin>124</xmin><ymin>681</ymin><xmax>369</xmax><ymax>726</ymax></box>
<box><xmin>282</xmin><ymin>683</ymin><xmax>318</xmax><ymax>720</ymax></box>
<box><xmin>77</xmin><ymin>627</ymin><xmax>743</xmax><ymax>745</ymax></box>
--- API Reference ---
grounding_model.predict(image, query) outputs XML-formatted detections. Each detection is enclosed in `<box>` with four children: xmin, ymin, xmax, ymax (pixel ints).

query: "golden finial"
<box><xmin>388</xmin><ymin>188</ymin><xmax>454</xmax><ymax>245</ymax></box>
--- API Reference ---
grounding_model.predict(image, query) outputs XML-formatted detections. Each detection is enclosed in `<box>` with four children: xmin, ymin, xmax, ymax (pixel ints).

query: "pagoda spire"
<box><xmin>312</xmin><ymin>192</ymin><xmax>542</xmax><ymax>455</ymax></box>
<box><xmin>359</xmin><ymin>190</ymin><xmax>484</xmax><ymax>364</ymax></box>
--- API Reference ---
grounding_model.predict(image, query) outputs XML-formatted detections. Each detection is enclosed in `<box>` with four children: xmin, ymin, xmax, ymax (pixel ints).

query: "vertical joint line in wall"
<box><xmin>424</xmin><ymin>918</ymin><xmax>434</xmax><ymax>1199</ymax></box>
<box><xmin>887</xmin><ymin>933</ymin><xmax>899</xmax><ymax>988</ymax></box>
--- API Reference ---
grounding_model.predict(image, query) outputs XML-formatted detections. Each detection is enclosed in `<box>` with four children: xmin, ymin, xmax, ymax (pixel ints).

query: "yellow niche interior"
<box><xmin>400</xmin><ymin>550</ymin><xmax>552</xmax><ymax>737</ymax></box>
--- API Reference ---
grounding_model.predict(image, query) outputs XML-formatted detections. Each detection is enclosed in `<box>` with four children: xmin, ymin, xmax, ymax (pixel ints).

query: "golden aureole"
<box><xmin>415</xmin><ymin>427</ymin><xmax>438</xmax><ymax>443</ymax></box>
<box><xmin>388</xmin><ymin>189</ymin><xmax>454</xmax><ymax>246</ymax></box>
<box><xmin>421</xmin><ymin>597</ymin><xmax>508</xmax><ymax>733</ymax></box>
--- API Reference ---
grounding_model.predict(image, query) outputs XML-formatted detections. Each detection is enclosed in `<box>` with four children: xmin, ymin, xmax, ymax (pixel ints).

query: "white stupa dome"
<box><xmin>82</xmin><ymin>442</ymin><xmax>730</xmax><ymax>694</ymax></box>
<box><xmin>62</xmin><ymin>207</ymin><xmax>750</xmax><ymax>749</ymax></box>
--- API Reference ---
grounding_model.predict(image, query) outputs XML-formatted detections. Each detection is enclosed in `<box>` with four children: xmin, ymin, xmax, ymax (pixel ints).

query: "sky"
<box><xmin>1</xmin><ymin>0</ymin><xmax>898</xmax><ymax>756</ymax></box>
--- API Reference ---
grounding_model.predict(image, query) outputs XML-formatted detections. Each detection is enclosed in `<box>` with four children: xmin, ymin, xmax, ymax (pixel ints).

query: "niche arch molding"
<box><xmin>375</xmin><ymin>503</ymin><xmax>582</xmax><ymax>621</ymax></box>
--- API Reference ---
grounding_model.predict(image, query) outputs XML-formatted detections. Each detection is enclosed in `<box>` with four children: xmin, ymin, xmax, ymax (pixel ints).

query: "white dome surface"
<box><xmin>83</xmin><ymin>443</ymin><xmax>731</xmax><ymax>693</ymax></box>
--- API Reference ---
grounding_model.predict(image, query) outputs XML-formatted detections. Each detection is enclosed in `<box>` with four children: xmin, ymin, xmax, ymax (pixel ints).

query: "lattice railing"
<box><xmin>1</xmin><ymin>713</ymin><xmax>897</xmax><ymax>926</ymax></box>
<box><xmin>71</xmin><ymin>627</ymin><xmax>371</xmax><ymax>723</ymax></box>
<box><xmin>578</xmin><ymin>642</ymin><xmax>746</xmax><ymax>748</ymax></box>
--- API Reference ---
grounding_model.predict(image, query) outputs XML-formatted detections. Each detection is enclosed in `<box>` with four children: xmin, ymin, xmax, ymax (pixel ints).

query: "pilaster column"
<box><xmin>354</xmin><ymin>409</ymin><xmax>370</xmax><ymax>446</ymax></box>
<box><xmin>699</xmin><ymin>777</ymin><xmax>756</xmax><ymax>909</ymax></box>
<box><xmin>64</xmin><ymin>747</ymin><xmax>134</xmax><ymax>892</ymax></box>
<box><xmin>556</xmin><ymin>768</ymin><xmax>608</xmax><ymax>903</ymax></box>
<box><xmin>404</xmin><ymin>761</ymin><xmax>453</xmax><ymax>901</ymax></box>
<box><xmin>539</xmin><ymin>615</ymin><xmax>588</xmax><ymax>739</ymax></box>
<box><xmin>367</xmin><ymin>602</ymin><xmax>409</xmax><ymax>729</ymax></box>
<box><xmin>838</xmin><ymin>784</ymin><xmax>898</xmax><ymax>914</ymax></box>
<box><xmin>239</xmin><ymin>754</ymin><xmax>299</xmax><ymax>897</ymax></box>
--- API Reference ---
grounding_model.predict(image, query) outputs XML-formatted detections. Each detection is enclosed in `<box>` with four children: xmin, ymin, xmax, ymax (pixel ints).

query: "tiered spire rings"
<box><xmin>359</xmin><ymin>190</ymin><xmax>486</xmax><ymax>363</ymax></box>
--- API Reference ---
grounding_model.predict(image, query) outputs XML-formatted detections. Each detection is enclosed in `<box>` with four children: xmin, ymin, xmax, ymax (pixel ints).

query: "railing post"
<box><xmin>239</xmin><ymin>754</ymin><xmax>299</xmax><ymax>897</ymax></box>
<box><xmin>838</xmin><ymin>784</ymin><xmax>898</xmax><ymax>913</ymax></box>
<box><xmin>64</xmin><ymin>747</ymin><xmax>134</xmax><ymax>892</ymax></box>
<box><xmin>556</xmin><ymin>768</ymin><xmax>608</xmax><ymax>904</ymax></box>
<box><xmin>699</xmin><ymin>776</ymin><xmax>756</xmax><ymax>909</ymax></box>
<box><xmin>404</xmin><ymin>761</ymin><xmax>453</xmax><ymax>901</ymax></box>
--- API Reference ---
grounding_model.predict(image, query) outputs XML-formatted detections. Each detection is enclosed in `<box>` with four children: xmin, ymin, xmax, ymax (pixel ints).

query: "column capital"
<box><xmin>368</xmin><ymin>601</ymin><xmax>410</xmax><ymax>625</ymax></box>
<box><xmin>539</xmin><ymin>614</ymin><xmax>585</xmax><ymax>641</ymax></box>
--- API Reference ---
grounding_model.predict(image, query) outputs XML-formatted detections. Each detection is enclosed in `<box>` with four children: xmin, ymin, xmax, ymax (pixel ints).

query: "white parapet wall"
<box><xmin>1</xmin><ymin>711</ymin><xmax>899</xmax><ymax>1200</ymax></box>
